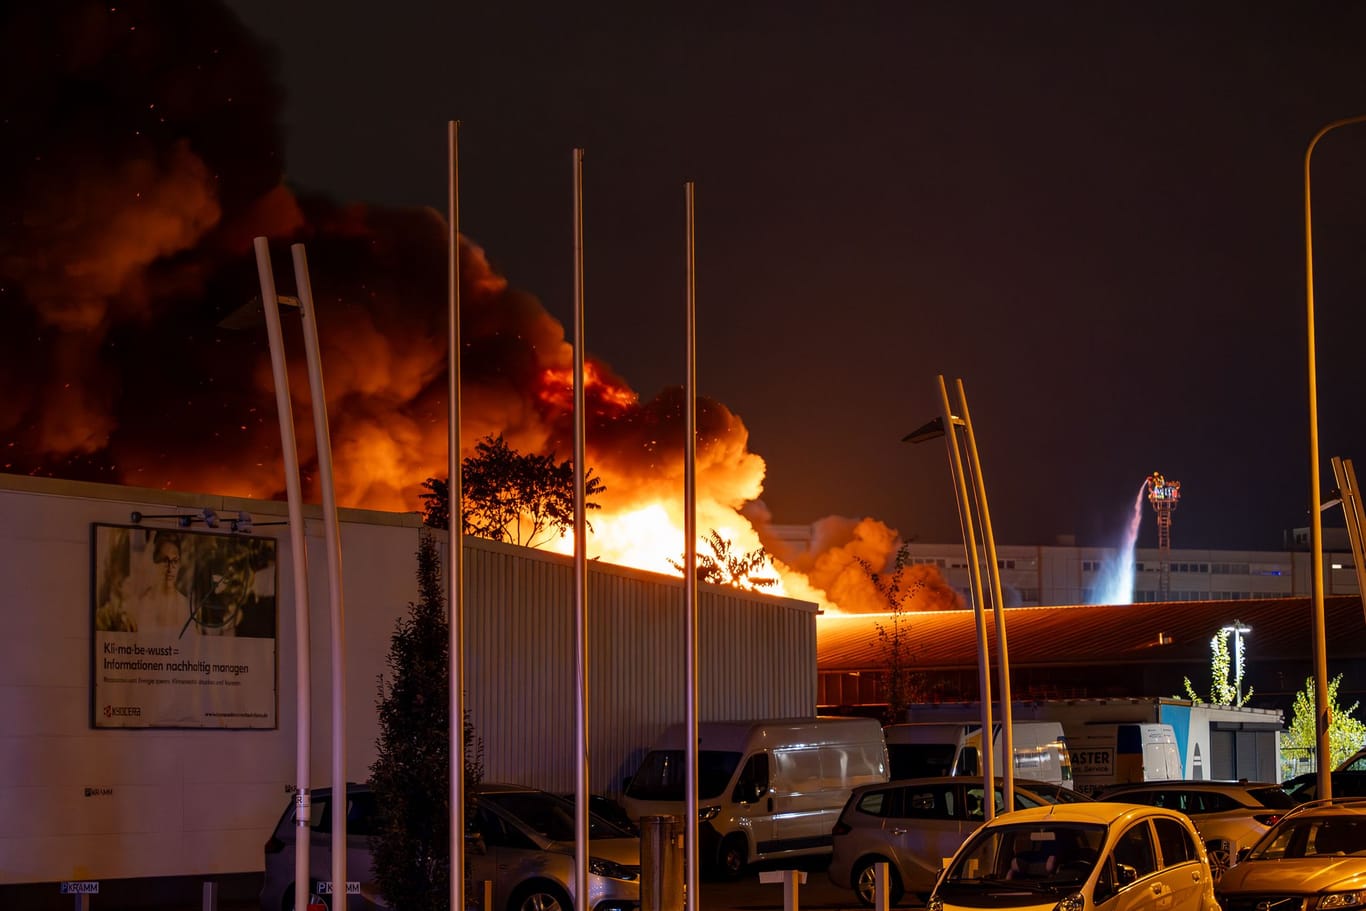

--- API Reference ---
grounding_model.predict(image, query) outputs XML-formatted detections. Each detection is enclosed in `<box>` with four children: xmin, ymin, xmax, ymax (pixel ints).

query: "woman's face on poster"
<box><xmin>153</xmin><ymin>540</ymin><xmax>181</xmax><ymax>588</ymax></box>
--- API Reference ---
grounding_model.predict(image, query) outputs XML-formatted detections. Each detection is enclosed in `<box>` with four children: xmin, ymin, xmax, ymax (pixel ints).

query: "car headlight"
<box><xmin>589</xmin><ymin>857</ymin><xmax>640</xmax><ymax>882</ymax></box>
<box><xmin>1055</xmin><ymin>892</ymin><xmax>1086</xmax><ymax>911</ymax></box>
<box><xmin>1317</xmin><ymin>893</ymin><xmax>1366</xmax><ymax>910</ymax></box>
<box><xmin>927</xmin><ymin>895</ymin><xmax>944</xmax><ymax>911</ymax></box>
<box><xmin>698</xmin><ymin>805</ymin><xmax>721</xmax><ymax>821</ymax></box>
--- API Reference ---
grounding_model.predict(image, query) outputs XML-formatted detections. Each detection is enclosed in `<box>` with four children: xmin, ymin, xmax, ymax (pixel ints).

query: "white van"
<box><xmin>1067</xmin><ymin>722</ymin><xmax>1182</xmax><ymax>795</ymax></box>
<box><xmin>620</xmin><ymin>717</ymin><xmax>888</xmax><ymax>878</ymax></box>
<box><xmin>884</xmin><ymin>721</ymin><xmax>1074</xmax><ymax>788</ymax></box>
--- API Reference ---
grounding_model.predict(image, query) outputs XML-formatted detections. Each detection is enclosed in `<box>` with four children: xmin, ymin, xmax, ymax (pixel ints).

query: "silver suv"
<box><xmin>1215</xmin><ymin>797</ymin><xmax>1366</xmax><ymax>911</ymax></box>
<box><xmin>260</xmin><ymin>783</ymin><xmax>642</xmax><ymax>911</ymax></box>
<box><xmin>828</xmin><ymin>777</ymin><xmax>1091</xmax><ymax>907</ymax></box>
<box><xmin>1092</xmin><ymin>779</ymin><xmax>1294</xmax><ymax>880</ymax></box>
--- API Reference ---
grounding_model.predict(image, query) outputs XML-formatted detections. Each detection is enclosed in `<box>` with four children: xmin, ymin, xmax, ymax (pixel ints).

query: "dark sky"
<box><xmin>11</xmin><ymin>2</ymin><xmax>1366</xmax><ymax>554</ymax></box>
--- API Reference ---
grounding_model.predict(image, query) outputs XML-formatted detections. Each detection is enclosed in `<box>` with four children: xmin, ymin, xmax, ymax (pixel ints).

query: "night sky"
<box><xmin>8</xmin><ymin>2</ymin><xmax>1366</xmax><ymax>556</ymax></box>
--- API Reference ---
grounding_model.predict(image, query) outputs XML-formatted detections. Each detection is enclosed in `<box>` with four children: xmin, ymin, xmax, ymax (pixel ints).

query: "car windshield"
<box><xmin>624</xmin><ymin>749</ymin><xmax>741</xmax><ymax>801</ymax></box>
<box><xmin>1250</xmin><ymin>817</ymin><xmax>1366</xmax><ymax>859</ymax></box>
<box><xmin>942</xmin><ymin>823</ymin><xmax>1107</xmax><ymax>889</ymax></box>
<box><xmin>485</xmin><ymin>791</ymin><xmax>634</xmax><ymax>841</ymax></box>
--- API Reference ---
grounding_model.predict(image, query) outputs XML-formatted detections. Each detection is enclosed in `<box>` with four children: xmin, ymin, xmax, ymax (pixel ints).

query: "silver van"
<box><xmin>620</xmin><ymin>717</ymin><xmax>888</xmax><ymax>878</ymax></box>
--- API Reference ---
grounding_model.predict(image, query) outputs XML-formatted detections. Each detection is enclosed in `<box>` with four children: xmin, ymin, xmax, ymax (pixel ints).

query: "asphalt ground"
<box><xmin>8</xmin><ymin>857</ymin><xmax>919</xmax><ymax>911</ymax></box>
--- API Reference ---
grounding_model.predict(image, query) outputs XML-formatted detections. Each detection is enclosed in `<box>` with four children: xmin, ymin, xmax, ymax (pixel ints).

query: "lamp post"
<box><xmin>1305</xmin><ymin>114</ymin><xmax>1366</xmax><ymax>797</ymax></box>
<box><xmin>1220</xmin><ymin>621</ymin><xmax>1251</xmax><ymax>705</ymax></box>
<box><xmin>904</xmin><ymin>376</ymin><xmax>1014</xmax><ymax>814</ymax></box>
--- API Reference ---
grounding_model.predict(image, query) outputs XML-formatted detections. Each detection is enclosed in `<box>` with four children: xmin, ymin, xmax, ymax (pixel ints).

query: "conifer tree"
<box><xmin>370</xmin><ymin>531</ymin><xmax>484</xmax><ymax>910</ymax></box>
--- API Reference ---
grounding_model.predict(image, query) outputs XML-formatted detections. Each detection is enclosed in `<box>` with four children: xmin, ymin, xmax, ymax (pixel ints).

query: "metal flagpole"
<box><xmin>683</xmin><ymin>180</ymin><xmax>700</xmax><ymax>911</ymax></box>
<box><xmin>572</xmin><ymin>147</ymin><xmax>591</xmax><ymax>911</ymax></box>
<box><xmin>290</xmin><ymin>243</ymin><xmax>348</xmax><ymax>901</ymax></box>
<box><xmin>252</xmin><ymin>238</ymin><xmax>313</xmax><ymax>911</ymax></box>
<box><xmin>448</xmin><ymin>118</ymin><xmax>467</xmax><ymax>911</ymax></box>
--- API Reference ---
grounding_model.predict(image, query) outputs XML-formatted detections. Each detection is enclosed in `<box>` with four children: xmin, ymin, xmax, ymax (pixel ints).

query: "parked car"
<box><xmin>1014</xmin><ymin>779</ymin><xmax>1095</xmax><ymax>805</ymax></box>
<box><xmin>1283</xmin><ymin>769</ymin><xmax>1366</xmax><ymax>802</ymax></box>
<box><xmin>260</xmin><ymin>783</ymin><xmax>642</xmax><ymax>911</ymax></box>
<box><xmin>559</xmin><ymin>792</ymin><xmax>640</xmax><ymax>836</ymax></box>
<box><xmin>1216</xmin><ymin>797</ymin><xmax>1366</xmax><ymax>911</ymax></box>
<box><xmin>1336</xmin><ymin>747</ymin><xmax>1366</xmax><ymax>771</ymax></box>
<box><xmin>1092</xmin><ymin>779</ymin><xmax>1294</xmax><ymax>879</ymax></box>
<box><xmin>927</xmin><ymin>801</ymin><xmax>1221</xmax><ymax>911</ymax></box>
<box><xmin>827</xmin><ymin>776</ymin><xmax>1089</xmax><ymax>907</ymax></box>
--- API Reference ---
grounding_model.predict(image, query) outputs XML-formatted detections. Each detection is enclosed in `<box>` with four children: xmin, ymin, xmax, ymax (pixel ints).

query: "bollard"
<box><xmin>758</xmin><ymin>869</ymin><xmax>807</xmax><ymax>911</ymax></box>
<box><xmin>873</xmin><ymin>861</ymin><xmax>889</xmax><ymax>911</ymax></box>
<box><xmin>639</xmin><ymin>814</ymin><xmax>684</xmax><ymax>911</ymax></box>
<box><xmin>203</xmin><ymin>881</ymin><xmax>219</xmax><ymax>911</ymax></box>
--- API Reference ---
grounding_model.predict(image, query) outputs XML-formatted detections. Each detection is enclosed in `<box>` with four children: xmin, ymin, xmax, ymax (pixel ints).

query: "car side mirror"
<box><xmin>1237</xmin><ymin>846</ymin><xmax>1252</xmax><ymax>863</ymax></box>
<box><xmin>1116</xmin><ymin>863</ymin><xmax>1138</xmax><ymax>887</ymax></box>
<box><xmin>466</xmin><ymin>832</ymin><xmax>487</xmax><ymax>855</ymax></box>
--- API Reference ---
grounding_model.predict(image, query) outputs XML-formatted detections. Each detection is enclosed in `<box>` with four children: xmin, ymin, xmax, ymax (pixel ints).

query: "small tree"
<box><xmin>860</xmin><ymin>546</ymin><xmax>926</xmax><ymax>723</ymax></box>
<box><xmin>421</xmin><ymin>434</ymin><xmax>605</xmax><ymax>548</ymax></box>
<box><xmin>370</xmin><ymin>531</ymin><xmax>485</xmax><ymax>911</ymax></box>
<box><xmin>669</xmin><ymin>529</ymin><xmax>777</xmax><ymax>590</ymax></box>
<box><xmin>1281</xmin><ymin>673</ymin><xmax>1366</xmax><ymax>778</ymax></box>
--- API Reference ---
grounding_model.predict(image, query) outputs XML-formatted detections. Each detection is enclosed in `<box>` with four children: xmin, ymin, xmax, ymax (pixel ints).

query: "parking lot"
<box><xmin>16</xmin><ymin>858</ymin><xmax>898</xmax><ymax>911</ymax></box>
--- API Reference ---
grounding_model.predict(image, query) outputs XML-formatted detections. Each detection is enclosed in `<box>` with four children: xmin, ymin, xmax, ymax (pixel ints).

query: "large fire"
<box><xmin>0</xmin><ymin>0</ymin><xmax>963</xmax><ymax>615</ymax></box>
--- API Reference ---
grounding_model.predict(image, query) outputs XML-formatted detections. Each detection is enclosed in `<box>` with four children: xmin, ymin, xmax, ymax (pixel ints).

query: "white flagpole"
<box><xmin>683</xmin><ymin>181</ymin><xmax>699</xmax><ymax>911</ymax></box>
<box><xmin>448</xmin><ymin>118</ymin><xmax>468</xmax><ymax>911</ymax></box>
<box><xmin>252</xmin><ymin>238</ymin><xmax>313</xmax><ymax>911</ymax></box>
<box><xmin>572</xmin><ymin>146</ymin><xmax>591</xmax><ymax>911</ymax></box>
<box><xmin>290</xmin><ymin>243</ymin><xmax>349</xmax><ymax>899</ymax></box>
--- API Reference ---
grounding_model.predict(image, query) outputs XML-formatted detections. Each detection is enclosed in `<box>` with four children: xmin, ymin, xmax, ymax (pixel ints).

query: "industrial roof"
<box><xmin>815</xmin><ymin>595</ymin><xmax>1366</xmax><ymax>671</ymax></box>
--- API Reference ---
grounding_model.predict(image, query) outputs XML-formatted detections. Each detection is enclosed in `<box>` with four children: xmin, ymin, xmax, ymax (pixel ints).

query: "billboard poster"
<box><xmin>91</xmin><ymin>523</ymin><xmax>278</xmax><ymax>729</ymax></box>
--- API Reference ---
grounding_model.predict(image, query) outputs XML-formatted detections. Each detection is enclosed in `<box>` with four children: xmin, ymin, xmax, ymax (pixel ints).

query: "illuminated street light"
<box><xmin>904</xmin><ymin>376</ymin><xmax>1015</xmax><ymax>815</ymax></box>
<box><xmin>1305</xmin><ymin>114</ymin><xmax>1366</xmax><ymax>796</ymax></box>
<box><xmin>1220</xmin><ymin>621</ymin><xmax>1251</xmax><ymax>706</ymax></box>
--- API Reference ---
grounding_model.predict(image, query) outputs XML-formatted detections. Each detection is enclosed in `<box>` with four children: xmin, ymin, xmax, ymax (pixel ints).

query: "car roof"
<box><xmin>853</xmin><ymin>777</ymin><xmax>1091</xmax><ymax>802</ymax></box>
<box><xmin>1279</xmin><ymin>797</ymin><xmax>1366</xmax><ymax>820</ymax></box>
<box><xmin>295</xmin><ymin>781</ymin><xmax>551</xmax><ymax>799</ymax></box>
<box><xmin>983</xmin><ymin>801</ymin><xmax>1192</xmax><ymax>827</ymax></box>
<box><xmin>1099</xmin><ymin>780</ymin><xmax>1279</xmax><ymax>790</ymax></box>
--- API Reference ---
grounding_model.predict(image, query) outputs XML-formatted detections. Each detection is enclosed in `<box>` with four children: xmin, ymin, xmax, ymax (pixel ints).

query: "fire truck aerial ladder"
<box><xmin>1147</xmin><ymin>472</ymin><xmax>1181</xmax><ymax>599</ymax></box>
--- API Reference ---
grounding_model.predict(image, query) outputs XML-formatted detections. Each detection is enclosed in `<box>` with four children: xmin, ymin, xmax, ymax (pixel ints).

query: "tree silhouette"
<box><xmin>369</xmin><ymin>531</ymin><xmax>484</xmax><ymax>910</ymax></box>
<box><xmin>670</xmin><ymin>529</ymin><xmax>777</xmax><ymax>590</ymax></box>
<box><xmin>859</xmin><ymin>545</ymin><xmax>927</xmax><ymax>723</ymax></box>
<box><xmin>421</xmin><ymin>434</ymin><xmax>605</xmax><ymax>548</ymax></box>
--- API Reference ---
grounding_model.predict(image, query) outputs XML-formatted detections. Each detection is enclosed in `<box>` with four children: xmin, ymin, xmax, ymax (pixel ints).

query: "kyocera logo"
<box><xmin>103</xmin><ymin>705</ymin><xmax>142</xmax><ymax>718</ymax></box>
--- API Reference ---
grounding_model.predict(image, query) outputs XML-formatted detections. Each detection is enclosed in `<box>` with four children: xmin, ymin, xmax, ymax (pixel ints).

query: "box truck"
<box><xmin>1068</xmin><ymin>722</ymin><xmax>1182</xmax><ymax>795</ymax></box>
<box><xmin>883</xmin><ymin>721</ymin><xmax>1074</xmax><ymax>788</ymax></box>
<box><xmin>620</xmin><ymin>717</ymin><xmax>888</xmax><ymax>878</ymax></box>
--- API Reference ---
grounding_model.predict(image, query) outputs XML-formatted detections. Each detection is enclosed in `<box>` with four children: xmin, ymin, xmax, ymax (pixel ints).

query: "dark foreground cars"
<box><xmin>1216</xmin><ymin>797</ymin><xmax>1366</xmax><ymax>911</ymax></box>
<box><xmin>260</xmin><ymin>783</ymin><xmax>641</xmax><ymax>911</ymax></box>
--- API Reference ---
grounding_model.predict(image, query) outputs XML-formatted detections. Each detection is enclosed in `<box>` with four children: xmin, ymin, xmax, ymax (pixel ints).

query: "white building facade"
<box><xmin>0</xmin><ymin>475</ymin><xmax>817</xmax><ymax>887</ymax></box>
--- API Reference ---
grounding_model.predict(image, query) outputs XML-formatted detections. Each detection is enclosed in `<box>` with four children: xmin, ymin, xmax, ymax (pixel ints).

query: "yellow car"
<box><xmin>928</xmin><ymin>801</ymin><xmax>1220</xmax><ymax>911</ymax></box>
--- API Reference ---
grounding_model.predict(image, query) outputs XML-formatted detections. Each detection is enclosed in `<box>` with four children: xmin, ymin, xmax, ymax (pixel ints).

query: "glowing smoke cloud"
<box><xmin>1093</xmin><ymin>479</ymin><xmax>1150</xmax><ymax>605</ymax></box>
<box><xmin>0</xmin><ymin>0</ymin><xmax>957</xmax><ymax>614</ymax></box>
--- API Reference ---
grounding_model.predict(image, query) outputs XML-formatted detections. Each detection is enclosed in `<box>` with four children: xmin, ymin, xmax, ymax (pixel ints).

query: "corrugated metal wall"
<box><xmin>461</xmin><ymin>537</ymin><xmax>817</xmax><ymax>796</ymax></box>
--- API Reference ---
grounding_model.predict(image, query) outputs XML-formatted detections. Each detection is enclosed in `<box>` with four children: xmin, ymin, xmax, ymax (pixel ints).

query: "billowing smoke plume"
<box><xmin>1</xmin><ymin>1</ymin><xmax>951</xmax><ymax>612</ymax></box>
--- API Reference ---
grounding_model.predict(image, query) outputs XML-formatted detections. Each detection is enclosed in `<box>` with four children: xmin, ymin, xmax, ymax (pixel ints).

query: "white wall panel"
<box><xmin>0</xmin><ymin>475</ymin><xmax>816</xmax><ymax>885</ymax></box>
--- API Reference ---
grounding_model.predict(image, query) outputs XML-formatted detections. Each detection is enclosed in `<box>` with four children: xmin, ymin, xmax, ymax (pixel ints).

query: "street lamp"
<box><xmin>1305</xmin><ymin>114</ymin><xmax>1366</xmax><ymax>797</ymax></box>
<box><xmin>1220</xmin><ymin>621</ymin><xmax>1251</xmax><ymax>705</ymax></box>
<box><xmin>904</xmin><ymin>375</ymin><xmax>1015</xmax><ymax>815</ymax></box>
